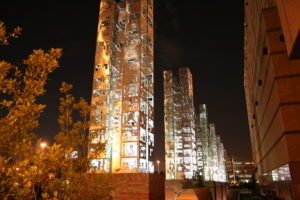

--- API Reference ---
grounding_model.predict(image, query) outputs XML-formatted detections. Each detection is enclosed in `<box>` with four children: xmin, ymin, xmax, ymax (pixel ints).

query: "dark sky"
<box><xmin>1</xmin><ymin>0</ymin><xmax>251</xmax><ymax>166</ymax></box>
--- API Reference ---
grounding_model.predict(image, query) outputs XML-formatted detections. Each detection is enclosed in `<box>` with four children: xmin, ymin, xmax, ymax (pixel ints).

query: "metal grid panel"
<box><xmin>89</xmin><ymin>0</ymin><xmax>154</xmax><ymax>173</ymax></box>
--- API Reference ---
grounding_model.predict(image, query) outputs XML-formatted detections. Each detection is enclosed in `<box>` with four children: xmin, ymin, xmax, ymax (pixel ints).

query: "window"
<box><xmin>100</xmin><ymin>21</ymin><xmax>109</xmax><ymax>28</ymax></box>
<box><xmin>280</xmin><ymin>34</ymin><xmax>285</xmax><ymax>42</ymax></box>
<box><xmin>263</xmin><ymin>47</ymin><xmax>268</xmax><ymax>55</ymax></box>
<box><xmin>122</xmin><ymin>142</ymin><xmax>138</xmax><ymax>157</ymax></box>
<box><xmin>96</xmin><ymin>77</ymin><xmax>106</xmax><ymax>83</ymax></box>
<box><xmin>95</xmin><ymin>64</ymin><xmax>101</xmax><ymax>71</ymax></box>
<box><xmin>121</xmin><ymin>158</ymin><xmax>137</xmax><ymax>170</ymax></box>
<box><xmin>128</xmin><ymin>58</ymin><xmax>138</xmax><ymax>64</ymax></box>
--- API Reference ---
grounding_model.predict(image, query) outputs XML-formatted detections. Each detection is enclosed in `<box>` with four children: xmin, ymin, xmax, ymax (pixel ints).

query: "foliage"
<box><xmin>0</xmin><ymin>21</ymin><xmax>113</xmax><ymax>199</ymax></box>
<box><xmin>55</xmin><ymin>82</ymin><xmax>105</xmax><ymax>172</ymax></box>
<box><xmin>0</xmin><ymin>21</ymin><xmax>22</xmax><ymax>45</ymax></box>
<box><xmin>181</xmin><ymin>176</ymin><xmax>204</xmax><ymax>189</ymax></box>
<box><xmin>0</xmin><ymin>144</ymin><xmax>114</xmax><ymax>200</ymax></box>
<box><xmin>0</xmin><ymin>22</ymin><xmax>62</xmax><ymax>159</ymax></box>
<box><xmin>53</xmin><ymin>82</ymin><xmax>112</xmax><ymax>199</ymax></box>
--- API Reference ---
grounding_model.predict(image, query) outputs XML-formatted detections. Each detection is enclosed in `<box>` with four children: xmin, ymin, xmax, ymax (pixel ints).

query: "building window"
<box><xmin>263</xmin><ymin>47</ymin><xmax>268</xmax><ymax>55</ymax></box>
<box><xmin>122</xmin><ymin>142</ymin><xmax>138</xmax><ymax>157</ymax></box>
<box><xmin>280</xmin><ymin>34</ymin><xmax>285</xmax><ymax>42</ymax></box>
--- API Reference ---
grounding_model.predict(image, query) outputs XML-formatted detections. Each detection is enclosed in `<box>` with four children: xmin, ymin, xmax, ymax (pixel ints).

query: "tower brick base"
<box><xmin>111</xmin><ymin>173</ymin><xmax>165</xmax><ymax>200</ymax></box>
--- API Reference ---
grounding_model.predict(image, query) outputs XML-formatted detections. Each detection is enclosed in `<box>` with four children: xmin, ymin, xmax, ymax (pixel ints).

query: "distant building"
<box><xmin>89</xmin><ymin>0</ymin><xmax>154</xmax><ymax>173</ymax></box>
<box><xmin>164</xmin><ymin>68</ymin><xmax>196</xmax><ymax>180</ymax></box>
<box><xmin>196</xmin><ymin>105</ymin><xmax>227</xmax><ymax>182</ymax></box>
<box><xmin>244</xmin><ymin>0</ymin><xmax>300</xmax><ymax>198</ymax></box>
<box><xmin>163</xmin><ymin>68</ymin><xmax>227</xmax><ymax>182</ymax></box>
<box><xmin>194</xmin><ymin>105</ymin><xmax>207</xmax><ymax>177</ymax></box>
<box><xmin>225</xmin><ymin>156</ymin><xmax>254</xmax><ymax>184</ymax></box>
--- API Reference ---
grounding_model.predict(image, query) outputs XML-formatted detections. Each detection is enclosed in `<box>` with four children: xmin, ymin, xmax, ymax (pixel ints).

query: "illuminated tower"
<box><xmin>196</xmin><ymin>104</ymin><xmax>227</xmax><ymax>182</ymax></box>
<box><xmin>89</xmin><ymin>0</ymin><xmax>154</xmax><ymax>173</ymax></box>
<box><xmin>164</xmin><ymin>68</ymin><xmax>196</xmax><ymax>179</ymax></box>
<box><xmin>195</xmin><ymin>104</ymin><xmax>209</xmax><ymax>177</ymax></box>
<box><xmin>205</xmin><ymin>124</ymin><xmax>226</xmax><ymax>182</ymax></box>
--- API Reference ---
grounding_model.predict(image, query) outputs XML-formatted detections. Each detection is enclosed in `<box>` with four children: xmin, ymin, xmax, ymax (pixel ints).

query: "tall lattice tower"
<box><xmin>164</xmin><ymin>68</ymin><xmax>196</xmax><ymax>180</ymax></box>
<box><xmin>89</xmin><ymin>0</ymin><xmax>154</xmax><ymax>173</ymax></box>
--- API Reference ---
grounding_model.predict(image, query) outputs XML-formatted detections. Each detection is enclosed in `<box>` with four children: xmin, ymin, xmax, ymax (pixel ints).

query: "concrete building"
<box><xmin>89</xmin><ymin>0</ymin><xmax>154</xmax><ymax>174</ymax></box>
<box><xmin>225</xmin><ymin>156</ymin><xmax>255</xmax><ymax>184</ymax></box>
<box><xmin>164</xmin><ymin>68</ymin><xmax>196</xmax><ymax>180</ymax></box>
<box><xmin>244</xmin><ymin>0</ymin><xmax>300</xmax><ymax>198</ymax></box>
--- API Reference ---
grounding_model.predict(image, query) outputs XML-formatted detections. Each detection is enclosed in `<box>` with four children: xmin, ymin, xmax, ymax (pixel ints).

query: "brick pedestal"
<box><xmin>111</xmin><ymin>173</ymin><xmax>165</xmax><ymax>200</ymax></box>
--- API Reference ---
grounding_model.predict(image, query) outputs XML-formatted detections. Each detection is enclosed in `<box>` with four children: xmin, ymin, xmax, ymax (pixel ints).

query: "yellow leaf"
<box><xmin>42</xmin><ymin>193</ymin><xmax>48</xmax><ymax>198</ymax></box>
<box><xmin>25</xmin><ymin>180</ymin><xmax>31</xmax><ymax>188</ymax></box>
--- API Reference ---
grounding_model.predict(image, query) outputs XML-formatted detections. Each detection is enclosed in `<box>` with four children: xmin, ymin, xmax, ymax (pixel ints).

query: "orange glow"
<box><xmin>40</xmin><ymin>142</ymin><xmax>47</xmax><ymax>149</ymax></box>
<box><xmin>89</xmin><ymin>0</ymin><xmax>154</xmax><ymax>174</ymax></box>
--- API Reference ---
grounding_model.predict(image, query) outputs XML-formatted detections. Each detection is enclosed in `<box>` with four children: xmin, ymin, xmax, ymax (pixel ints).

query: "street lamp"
<box><xmin>40</xmin><ymin>142</ymin><xmax>47</xmax><ymax>152</ymax></box>
<box><xmin>156</xmin><ymin>160</ymin><xmax>160</xmax><ymax>173</ymax></box>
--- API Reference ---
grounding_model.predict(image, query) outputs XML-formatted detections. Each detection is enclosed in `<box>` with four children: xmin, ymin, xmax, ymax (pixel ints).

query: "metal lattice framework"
<box><xmin>197</xmin><ymin>105</ymin><xmax>227</xmax><ymax>182</ymax></box>
<box><xmin>195</xmin><ymin>104</ymin><xmax>208</xmax><ymax>177</ymax></box>
<box><xmin>164</xmin><ymin>68</ymin><xmax>196</xmax><ymax>180</ymax></box>
<box><xmin>89</xmin><ymin>0</ymin><xmax>154</xmax><ymax>173</ymax></box>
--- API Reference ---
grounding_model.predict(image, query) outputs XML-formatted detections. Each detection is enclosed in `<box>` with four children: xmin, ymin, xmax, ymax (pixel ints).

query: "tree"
<box><xmin>181</xmin><ymin>174</ymin><xmax>204</xmax><ymax>189</ymax></box>
<box><xmin>53</xmin><ymin>82</ymin><xmax>112</xmax><ymax>199</ymax></box>
<box><xmin>55</xmin><ymin>82</ymin><xmax>104</xmax><ymax>172</ymax></box>
<box><xmin>0</xmin><ymin>21</ymin><xmax>22</xmax><ymax>45</ymax></box>
<box><xmin>0</xmin><ymin>21</ymin><xmax>62</xmax><ymax>160</ymax></box>
<box><xmin>0</xmin><ymin>21</ymin><xmax>113</xmax><ymax>199</ymax></box>
<box><xmin>0</xmin><ymin>20</ymin><xmax>63</xmax><ymax>199</ymax></box>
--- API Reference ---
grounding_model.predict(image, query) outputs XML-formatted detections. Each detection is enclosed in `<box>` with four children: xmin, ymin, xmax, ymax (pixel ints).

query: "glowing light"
<box><xmin>156</xmin><ymin>160</ymin><xmax>160</xmax><ymax>173</ymax></box>
<box><xmin>40</xmin><ymin>142</ymin><xmax>47</xmax><ymax>149</ymax></box>
<box><xmin>272</xmin><ymin>164</ymin><xmax>291</xmax><ymax>181</ymax></box>
<box><xmin>89</xmin><ymin>0</ymin><xmax>154</xmax><ymax>173</ymax></box>
<box><xmin>164</xmin><ymin>69</ymin><xmax>197</xmax><ymax>180</ymax></box>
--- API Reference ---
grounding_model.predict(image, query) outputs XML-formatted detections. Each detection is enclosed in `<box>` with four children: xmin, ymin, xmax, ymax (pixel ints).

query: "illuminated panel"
<box><xmin>195</xmin><ymin>104</ymin><xmax>208</xmax><ymax>177</ymax></box>
<box><xmin>272</xmin><ymin>164</ymin><xmax>291</xmax><ymax>182</ymax></box>
<box><xmin>178</xmin><ymin>68</ymin><xmax>196</xmax><ymax>179</ymax></box>
<box><xmin>89</xmin><ymin>0</ymin><xmax>154</xmax><ymax>174</ymax></box>
<box><xmin>164</xmin><ymin>70</ymin><xmax>176</xmax><ymax>179</ymax></box>
<box><xmin>201</xmin><ymin>123</ymin><xmax>227</xmax><ymax>182</ymax></box>
<box><xmin>195</xmin><ymin>104</ymin><xmax>227</xmax><ymax>182</ymax></box>
<box><xmin>163</xmin><ymin>68</ymin><xmax>196</xmax><ymax>180</ymax></box>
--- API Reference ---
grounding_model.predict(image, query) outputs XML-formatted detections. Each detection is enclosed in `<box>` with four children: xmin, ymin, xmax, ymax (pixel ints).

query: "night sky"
<box><xmin>1</xmin><ymin>0</ymin><xmax>251</xmax><ymax>167</ymax></box>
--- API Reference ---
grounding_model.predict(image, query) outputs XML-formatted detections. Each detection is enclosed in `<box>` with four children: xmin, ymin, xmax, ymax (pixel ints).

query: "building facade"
<box><xmin>225</xmin><ymin>156</ymin><xmax>255</xmax><ymax>184</ymax></box>
<box><xmin>164</xmin><ymin>68</ymin><xmax>196</xmax><ymax>180</ymax></box>
<box><xmin>244</xmin><ymin>0</ymin><xmax>300</xmax><ymax>198</ymax></box>
<box><xmin>89</xmin><ymin>0</ymin><xmax>154</xmax><ymax>173</ymax></box>
<box><xmin>194</xmin><ymin>105</ymin><xmax>207</xmax><ymax>177</ymax></box>
<box><xmin>164</xmin><ymin>70</ymin><xmax>227</xmax><ymax>182</ymax></box>
<box><xmin>196</xmin><ymin>105</ymin><xmax>227</xmax><ymax>183</ymax></box>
